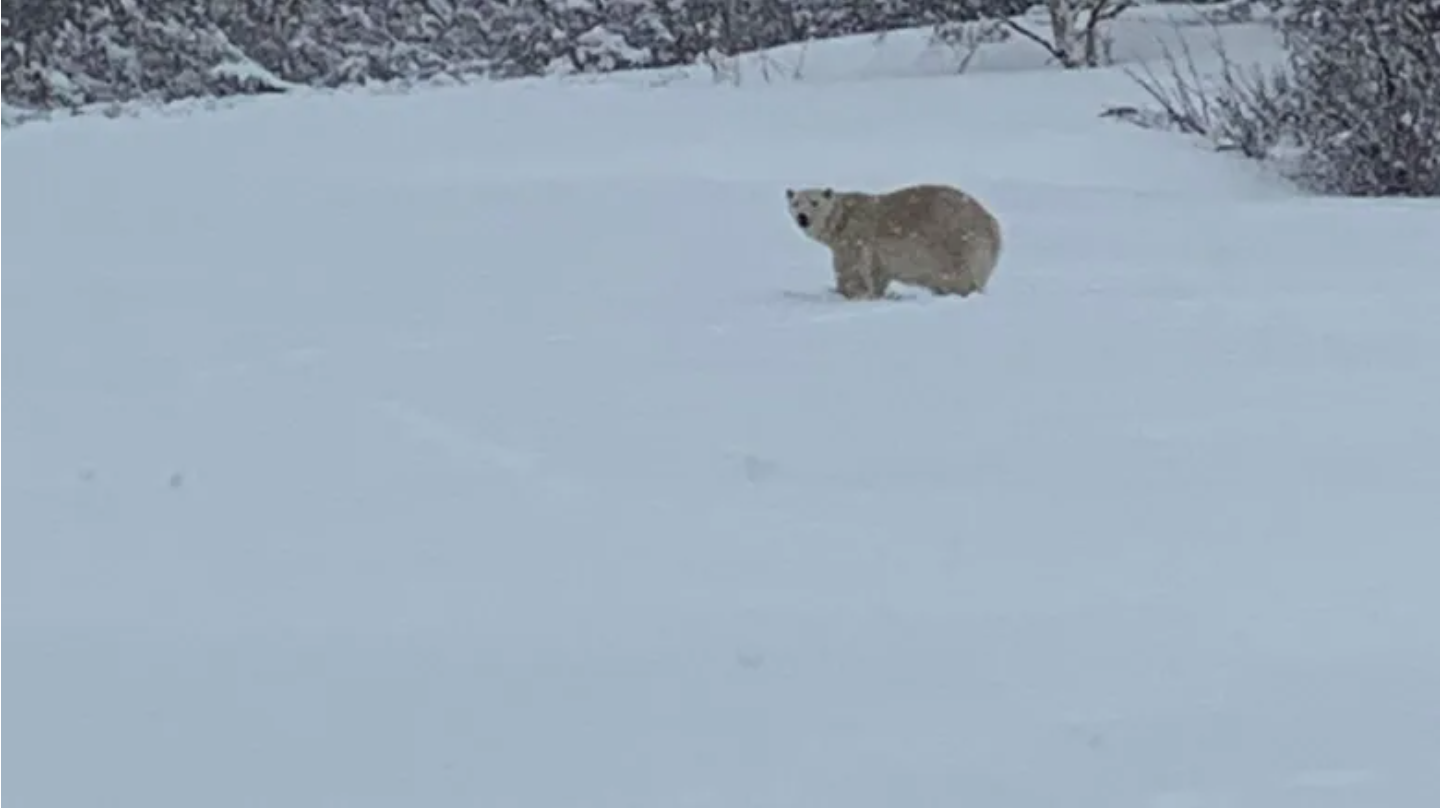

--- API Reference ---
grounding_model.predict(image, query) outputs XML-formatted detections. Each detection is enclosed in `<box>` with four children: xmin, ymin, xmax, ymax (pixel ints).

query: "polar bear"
<box><xmin>785</xmin><ymin>183</ymin><xmax>1003</xmax><ymax>300</ymax></box>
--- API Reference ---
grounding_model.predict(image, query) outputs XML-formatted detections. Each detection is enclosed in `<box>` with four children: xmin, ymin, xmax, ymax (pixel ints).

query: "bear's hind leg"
<box><xmin>928</xmin><ymin>274</ymin><xmax>979</xmax><ymax>298</ymax></box>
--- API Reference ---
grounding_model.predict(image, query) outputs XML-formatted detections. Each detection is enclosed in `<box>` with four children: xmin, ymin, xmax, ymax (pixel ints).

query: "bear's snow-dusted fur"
<box><xmin>786</xmin><ymin>183</ymin><xmax>1003</xmax><ymax>300</ymax></box>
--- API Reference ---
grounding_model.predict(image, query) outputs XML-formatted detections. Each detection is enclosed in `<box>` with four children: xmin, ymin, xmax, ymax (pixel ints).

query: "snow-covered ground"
<box><xmin>5</xmin><ymin>14</ymin><xmax>1440</xmax><ymax>808</ymax></box>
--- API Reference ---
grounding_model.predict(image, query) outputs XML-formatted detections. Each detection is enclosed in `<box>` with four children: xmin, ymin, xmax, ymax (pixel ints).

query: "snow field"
<box><xmin>5</xmin><ymin>18</ymin><xmax>1440</xmax><ymax>808</ymax></box>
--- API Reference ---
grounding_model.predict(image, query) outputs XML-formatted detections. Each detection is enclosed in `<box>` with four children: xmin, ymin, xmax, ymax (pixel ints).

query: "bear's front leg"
<box><xmin>833</xmin><ymin>246</ymin><xmax>887</xmax><ymax>300</ymax></box>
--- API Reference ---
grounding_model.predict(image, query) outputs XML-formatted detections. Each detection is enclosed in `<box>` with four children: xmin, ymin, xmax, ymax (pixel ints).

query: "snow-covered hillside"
<box><xmin>5</xmin><ymin>16</ymin><xmax>1439</xmax><ymax>808</ymax></box>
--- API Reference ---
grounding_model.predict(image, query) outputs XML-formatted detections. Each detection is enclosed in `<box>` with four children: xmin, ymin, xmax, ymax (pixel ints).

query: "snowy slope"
<box><xmin>5</xmin><ymin>20</ymin><xmax>1440</xmax><ymax>808</ymax></box>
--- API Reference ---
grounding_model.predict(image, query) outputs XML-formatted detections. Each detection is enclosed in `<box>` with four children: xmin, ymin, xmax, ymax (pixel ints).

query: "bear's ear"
<box><xmin>785</xmin><ymin>188</ymin><xmax>795</xmax><ymax>200</ymax></box>
<box><xmin>822</xmin><ymin>188</ymin><xmax>834</xmax><ymax>199</ymax></box>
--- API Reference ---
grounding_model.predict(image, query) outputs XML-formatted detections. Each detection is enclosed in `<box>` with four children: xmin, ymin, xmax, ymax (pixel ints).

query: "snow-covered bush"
<box><xmin>2</xmin><ymin>0</ymin><xmax>288</xmax><ymax>107</ymax></box>
<box><xmin>1128</xmin><ymin>0</ymin><xmax>1440</xmax><ymax>197</ymax></box>
<box><xmin>1281</xmin><ymin>0</ymin><xmax>1440</xmax><ymax>196</ymax></box>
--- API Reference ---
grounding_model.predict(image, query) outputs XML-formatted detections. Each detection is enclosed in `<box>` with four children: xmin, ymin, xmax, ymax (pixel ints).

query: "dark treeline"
<box><xmin>0</xmin><ymin>0</ymin><xmax>1028</xmax><ymax>109</ymax></box>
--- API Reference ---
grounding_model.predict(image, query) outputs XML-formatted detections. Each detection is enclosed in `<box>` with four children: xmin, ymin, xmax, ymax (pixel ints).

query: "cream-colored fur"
<box><xmin>786</xmin><ymin>183</ymin><xmax>1003</xmax><ymax>300</ymax></box>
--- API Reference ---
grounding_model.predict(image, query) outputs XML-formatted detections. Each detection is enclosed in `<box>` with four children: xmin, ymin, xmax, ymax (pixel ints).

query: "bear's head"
<box><xmin>786</xmin><ymin>187</ymin><xmax>839</xmax><ymax>242</ymax></box>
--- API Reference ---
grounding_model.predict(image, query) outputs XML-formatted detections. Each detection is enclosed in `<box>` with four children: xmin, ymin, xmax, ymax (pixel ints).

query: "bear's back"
<box><xmin>873</xmin><ymin>185</ymin><xmax>974</xmax><ymax>235</ymax></box>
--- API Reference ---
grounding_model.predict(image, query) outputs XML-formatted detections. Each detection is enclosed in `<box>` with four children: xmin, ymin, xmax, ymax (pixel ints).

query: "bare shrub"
<box><xmin>987</xmin><ymin>0</ymin><xmax>1136</xmax><ymax>68</ymax></box>
<box><xmin>931</xmin><ymin>17</ymin><xmax>1012</xmax><ymax>74</ymax></box>
<box><xmin>1124</xmin><ymin>28</ymin><xmax>1294</xmax><ymax>159</ymax></box>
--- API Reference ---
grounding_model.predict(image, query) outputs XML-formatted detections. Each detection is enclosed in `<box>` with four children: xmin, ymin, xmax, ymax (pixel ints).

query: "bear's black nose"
<box><xmin>796</xmin><ymin>213</ymin><xmax>810</xmax><ymax>229</ymax></box>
